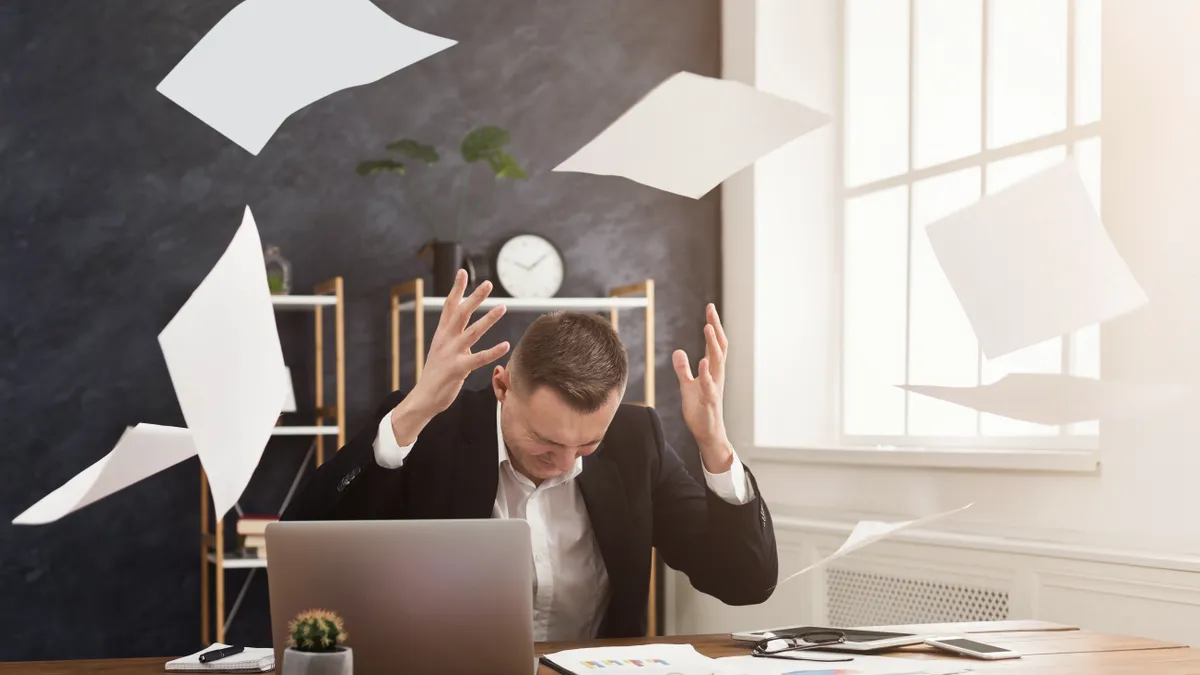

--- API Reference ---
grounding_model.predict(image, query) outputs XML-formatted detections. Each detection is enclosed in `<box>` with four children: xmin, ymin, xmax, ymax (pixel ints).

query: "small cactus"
<box><xmin>288</xmin><ymin>609</ymin><xmax>347</xmax><ymax>652</ymax></box>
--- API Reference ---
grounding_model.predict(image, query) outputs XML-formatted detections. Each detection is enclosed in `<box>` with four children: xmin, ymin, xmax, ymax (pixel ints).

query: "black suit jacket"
<box><xmin>283</xmin><ymin>387</ymin><xmax>778</xmax><ymax>638</ymax></box>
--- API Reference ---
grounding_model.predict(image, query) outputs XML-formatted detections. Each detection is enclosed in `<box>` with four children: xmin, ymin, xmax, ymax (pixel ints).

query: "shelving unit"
<box><xmin>388</xmin><ymin>278</ymin><xmax>661</xmax><ymax>635</ymax></box>
<box><xmin>200</xmin><ymin>277</ymin><xmax>346</xmax><ymax>646</ymax></box>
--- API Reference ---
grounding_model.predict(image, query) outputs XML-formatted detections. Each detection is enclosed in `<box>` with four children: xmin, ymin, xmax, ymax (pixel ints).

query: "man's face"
<box><xmin>493</xmin><ymin>367</ymin><xmax>621</xmax><ymax>483</ymax></box>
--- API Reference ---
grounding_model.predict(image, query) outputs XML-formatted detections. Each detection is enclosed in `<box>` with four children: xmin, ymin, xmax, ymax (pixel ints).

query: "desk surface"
<box><xmin>4</xmin><ymin>620</ymin><xmax>1197</xmax><ymax>674</ymax></box>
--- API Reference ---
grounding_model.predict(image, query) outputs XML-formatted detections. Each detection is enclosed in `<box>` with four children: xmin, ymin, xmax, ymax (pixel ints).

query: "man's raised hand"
<box><xmin>391</xmin><ymin>270</ymin><xmax>508</xmax><ymax>444</ymax></box>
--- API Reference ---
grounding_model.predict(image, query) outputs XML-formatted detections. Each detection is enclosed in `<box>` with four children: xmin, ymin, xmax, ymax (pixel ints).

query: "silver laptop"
<box><xmin>266</xmin><ymin>519</ymin><xmax>534</xmax><ymax>675</ymax></box>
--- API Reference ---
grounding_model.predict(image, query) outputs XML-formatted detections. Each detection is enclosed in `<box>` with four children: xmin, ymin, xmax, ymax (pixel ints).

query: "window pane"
<box><xmin>1075</xmin><ymin>0</ymin><xmax>1102</xmax><ymax>125</ymax></box>
<box><xmin>843</xmin><ymin>187</ymin><xmax>909</xmax><ymax>436</ymax></box>
<box><xmin>909</xmin><ymin>168</ymin><xmax>982</xmax><ymax>436</ymax></box>
<box><xmin>1068</xmin><ymin>324</ymin><xmax>1100</xmax><ymax>435</ymax></box>
<box><xmin>988</xmin><ymin>0</ymin><xmax>1068</xmax><ymax>148</ymax></box>
<box><xmin>985</xmin><ymin>145</ymin><xmax>1067</xmax><ymax>193</ymax></box>
<box><xmin>846</xmin><ymin>0</ymin><xmax>909</xmax><ymax>186</ymax></box>
<box><xmin>1075</xmin><ymin>137</ymin><xmax>1101</xmax><ymax>213</ymax></box>
<box><xmin>914</xmin><ymin>0</ymin><xmax>983</xmax><ymax>168</ymax></box>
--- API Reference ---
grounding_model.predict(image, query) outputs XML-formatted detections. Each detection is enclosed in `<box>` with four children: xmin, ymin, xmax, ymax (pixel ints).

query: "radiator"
<box><xmin>826</xmin><ymin>567</ymin><xmax>1009</xmax><ymax>627</ymax></box>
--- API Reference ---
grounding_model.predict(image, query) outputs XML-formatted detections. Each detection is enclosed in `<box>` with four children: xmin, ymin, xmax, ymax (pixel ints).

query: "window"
<box><xmin>841</xmin><ymin>0</ymin><xmax>1102</xmax><ymax>449</ymax></box>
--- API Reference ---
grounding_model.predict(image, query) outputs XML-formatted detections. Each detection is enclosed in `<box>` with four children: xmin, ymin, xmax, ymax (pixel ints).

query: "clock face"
<box><xmin>495</xmin><ymin>234</ymin><xmax>565</xmax><ymax>298</ymax></box>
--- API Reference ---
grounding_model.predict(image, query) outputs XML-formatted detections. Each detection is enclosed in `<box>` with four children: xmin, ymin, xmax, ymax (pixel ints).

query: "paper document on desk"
<box><xmin>543</xmin><ymin>643</ymin><xmax>716</xmax><ymax>674</ymax></box>
<box><xmin>772</xmin><ymin>504</ymin><xmax>974</xmax><ymax>590</ymax></box>
<box><xmin>716</xmin><ymin>654</ymin><xmax>970</xmax><ymax>674</ymax></box>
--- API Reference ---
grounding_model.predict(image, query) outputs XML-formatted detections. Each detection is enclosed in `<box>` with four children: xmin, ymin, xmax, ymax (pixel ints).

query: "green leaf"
<box><xmin>489</xmin><ymin>152</ymin><xmax>528</xmax><ymax>179</ymax></box>
<box><xmin>385</xmin><ymin>138</ymin><xmax>439</xmax><ymax>164</ymax></box>
<box><xmin>460</xmin><ymin>125</ymin><xmax>511</xmax><ymax>162</ymax></box>
<box><xmin>356</xmin><ymin>159</ymin><xmax>406</xmax><ymax>176</ymax></box>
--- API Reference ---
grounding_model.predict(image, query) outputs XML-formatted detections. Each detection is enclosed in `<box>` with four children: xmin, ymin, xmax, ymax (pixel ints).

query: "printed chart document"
<box><xmin>554</xmin><ymin>71</ymin><xmax>830</xmax><ymax>198</ymax></box>
<box><xmin>901</xmin><ymin>373</ymin><xmax>1191</xmax><ymax>425</ymax></box>
<box><xmin>159</xmin><ymin>207</ymin><xmax>287</xmax><ymax>521</ymax></box>
<box><xmin>543</xmin><ymin>644</ymin><xmax>716</xmax><ymax>674</ymax></box>
<box><xmin>772</xmin><ymin>504</ymin><xmax>974</xmax><ymax>590</ymax></box>
<box><xmin>157</xmin><ymin>0</ymin><xmax>456</xmax><ymax>154</ymax></box>
<box><xmin>13</xmin><ymin>425</ymin><xmax>196</xmax><ymax>525</ymax></box>
<box><xmin>925</xmin><ymin>160</ymin><xmax>1147</xmax><ymax>359</ymax></box>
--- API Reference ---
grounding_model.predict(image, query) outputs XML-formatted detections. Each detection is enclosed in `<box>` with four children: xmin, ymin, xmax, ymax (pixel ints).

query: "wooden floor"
<box><xmin>4</xmin><ymin>620</ymin><xmax>1199</xmax><ymax>674</ymax></box>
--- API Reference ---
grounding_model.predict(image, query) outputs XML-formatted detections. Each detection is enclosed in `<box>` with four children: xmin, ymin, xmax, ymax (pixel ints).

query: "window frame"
<box><xmin>838</xmin><ymin>0</ymin><xmax>1103</xmax><ymax>457</ymax></box>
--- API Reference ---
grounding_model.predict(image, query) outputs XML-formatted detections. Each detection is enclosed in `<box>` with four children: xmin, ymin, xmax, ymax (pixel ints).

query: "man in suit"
<box><xmin>284</xmin><ymin>270</ymin><xmax>777</xmax><ymax>639</ymax></box>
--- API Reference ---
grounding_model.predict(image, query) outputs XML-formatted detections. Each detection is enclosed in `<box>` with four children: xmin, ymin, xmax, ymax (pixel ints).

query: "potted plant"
<box><xmin>357</xmin><ymin>125</ymin><xmax>528</xmax><ymax>294</ymax></box>
<box><xmin>282</xmin><ymin>609</ymin><xmax>352</xmax><ymax>675</ymax></box>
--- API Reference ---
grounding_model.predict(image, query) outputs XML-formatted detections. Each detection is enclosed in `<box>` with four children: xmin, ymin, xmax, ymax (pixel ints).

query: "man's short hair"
<box><xmin>509</xmin><ymin>312</ymin><xmax>628</xmax><ymax>412</ymax></box>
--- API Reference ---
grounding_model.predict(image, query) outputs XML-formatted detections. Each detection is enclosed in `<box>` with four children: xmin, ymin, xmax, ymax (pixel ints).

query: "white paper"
<box><xmin>13</xmin><ymin>425</ymin><xmax>196</xmax><ymax>525</ymax></box>
<box><xmin>157</xmin><ymin>0</ymin><xmax>456</xmax><ymax>155</ymax></box>
<box><xmin>716</xmin><ymin>654</ymin><xmax>968</xmax><ymax>675</ymax></box>
<box><xmin>553</xmin><ymin>71</ymin><xmax>830</xmax><ymax>199</ymax></box>
<box><xmin>772</xmin><ymin>504</ymin><xmax>974</xmax><ymax>590</ymax></box>
<box><xmin>159</xmin><ymin>207</ymin><xmax>287</xmax><ymax>521</ymax></box>
<box><xmin>281</xmin><ymin>366</ymin><xmax>297</xmax><ymax>413</ymax></box>
<box><xmin>167</xmin><ymin>642</ymin><xmax>274</xmax><ymax>672</ymax></box>
<box><xmin>900</xmin><ymin>373</ymin><xmax>1190</xmax><ymax>426</ymax></box>
<box><xmin>925</xmin><ymin>160</ymin><xmax>1147</xmax><ymax>359</ymax></box>
<box><xmin>544</xmin><ymin>644</ymin><xmax>716</xmax><ymax>675</ymax></box>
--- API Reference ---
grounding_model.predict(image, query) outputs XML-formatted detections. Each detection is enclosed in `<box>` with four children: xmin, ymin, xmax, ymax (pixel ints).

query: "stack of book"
<box><xmin>237</xmin><ymin>514</ymin><xmax>277</xmax><ymax>560</ymax></box>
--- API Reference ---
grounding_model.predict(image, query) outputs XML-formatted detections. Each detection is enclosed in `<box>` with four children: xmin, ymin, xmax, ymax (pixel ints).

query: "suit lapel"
<box><xmin>578</xmin><ymin>449</ymin><xmax>634</xmax><ymax>618</ymax></box>
<box><xmin>450</xmin><ymin>388</ymin><xmax>501</xmax><ymax>518</ymax></box>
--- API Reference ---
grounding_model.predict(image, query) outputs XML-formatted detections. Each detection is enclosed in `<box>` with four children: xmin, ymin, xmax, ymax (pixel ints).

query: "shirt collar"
<box><xmin>496</xmin><ymin>401</ymin><xmax>584</xmax><ymax>484</ymax></box>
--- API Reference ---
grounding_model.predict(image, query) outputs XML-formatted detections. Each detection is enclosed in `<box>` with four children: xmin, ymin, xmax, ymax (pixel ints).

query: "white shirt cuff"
<box><xmin>702</xmin><ymin>448</ymin><xmax>756</xmax><ymax>505</ymax></box>
<box><xmin>373</xmin><ymin>409</ymin><xmax>416</xmax><ymax>469</ymax></box>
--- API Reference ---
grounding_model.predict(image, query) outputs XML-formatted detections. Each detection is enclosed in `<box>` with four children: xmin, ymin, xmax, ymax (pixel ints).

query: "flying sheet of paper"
<box><xmin>925</xmin><ymin>160</ymin><xmax>1147</xmax><ymax>359</ymax></box>
<box><xmin>281</xmin><ymin>366</ymin><xmax>297</xmax><ymax>413</ymax></box>
<box><xmin>157</xmin><ymin>0</ymin><xmax>456</xmax><ymax>155</ymax></box>
<box><xmin>900</xmin><ymin>373</ymin><xmax>1191</xmax><ymax>426</ymax></box>
<box><xmin>772</xmin><ymin>504</ymin><xmax>974</xmax><ymax>590</ymax></box>
<box><xmin>553</xmin><ymin>71</ymin><xmax>831</xmax><ymax>199</ymax></box>
<box><xmin>159</xmin><ymin>206</ymin><xmax>287</xmax><ymax>521</ymax></box>
<box><xmin>13</xmin><ymin>425</ymin><xmax>196</xmax><ymax>525</ymax></box>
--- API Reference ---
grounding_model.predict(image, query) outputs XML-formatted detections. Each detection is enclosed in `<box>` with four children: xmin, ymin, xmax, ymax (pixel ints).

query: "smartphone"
<box><xmin>924</xmin><ymin>636</ymin><xmax>1021</xmax><ymax>660</ymax></box>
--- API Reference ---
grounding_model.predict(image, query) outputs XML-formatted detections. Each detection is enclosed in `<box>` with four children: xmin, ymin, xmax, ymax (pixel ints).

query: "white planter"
<box><xmin>281</xmin><ymin>646</ymin><xmax>353</xmax><ymax>675</ymax></box>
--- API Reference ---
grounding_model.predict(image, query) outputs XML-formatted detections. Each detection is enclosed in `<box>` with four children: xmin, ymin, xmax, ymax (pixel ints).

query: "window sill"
<box><xmin>748</xmin><ymin>445</ymin><xmax>1101</xmax><ymax>473</ymax></box>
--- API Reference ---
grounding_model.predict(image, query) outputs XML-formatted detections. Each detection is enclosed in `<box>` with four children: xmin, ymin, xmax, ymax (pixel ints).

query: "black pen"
<box><xmin>199</xmin><ymin>645</ymin><xmax>245</xmax><ymax>663</ymax></box>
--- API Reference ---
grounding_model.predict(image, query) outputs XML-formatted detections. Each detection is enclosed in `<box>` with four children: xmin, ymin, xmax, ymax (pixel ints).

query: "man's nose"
<box><xmin>554</xmin><ymin>450</ymin><xmax>576</xmax><ymax>472</ymax></box>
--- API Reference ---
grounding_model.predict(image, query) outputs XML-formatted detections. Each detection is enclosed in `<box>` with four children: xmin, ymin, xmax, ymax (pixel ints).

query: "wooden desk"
<box><xmin>5</xmin><ymin>621</ymin><xmax>1199</xmax><ymax>674</ymax></box>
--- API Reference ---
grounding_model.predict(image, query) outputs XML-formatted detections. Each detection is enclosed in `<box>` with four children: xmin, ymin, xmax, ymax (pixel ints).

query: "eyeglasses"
<box><xmin>751</xmin><ymin>630</ymin><xmax>846</xmax><ymax>657</ymax></box>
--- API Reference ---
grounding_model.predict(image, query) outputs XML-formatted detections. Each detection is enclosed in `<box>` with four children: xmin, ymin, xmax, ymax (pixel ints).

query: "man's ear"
<box><xmin>492</xmin><ymin>365</ymin><xmax>510</xmax><ymax>402</ymax></box>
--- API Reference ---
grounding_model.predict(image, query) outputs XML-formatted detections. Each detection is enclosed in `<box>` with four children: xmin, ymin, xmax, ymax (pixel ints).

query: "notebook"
<box><xmin>166</xmin><ymin>643</ymin><xmax>274</xmax><ymax>673</ymax></box>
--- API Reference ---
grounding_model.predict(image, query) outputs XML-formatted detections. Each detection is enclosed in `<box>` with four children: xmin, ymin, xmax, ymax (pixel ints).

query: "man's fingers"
<box><xmin>672</xmin><ymin>349</ymin><xmax>694</xmax><ymax>385</ymax></box>
<box><xmin>698</xmin><ymin>357</ymin><xmax>713</xmax><ymax>385</ymax></box>
<box><xmin>704</xmin><ymin>324</ymin><xmax>723</xmax><ymax>365</ymax></box>
<box><xmin>434</xmin><ymin>269</ymin><xmax>471</xmax><ymax>341</ymax></box>
<box><xmin>461</xmin><ymin>303</ymin><xmax>506</xmax><ymax>347</ymax></box>
<box><xmin>708</xmin><ymin>303</ymin><xmax>729</xmax><ymax>353</ymax></box>
<box><xmin>468</xmin><ymin>340</ymin><xmax>511</xmax><ymax>370</ymax></box>
<box><xmin>450</xmin><ymin>279</ymin><xmax>493</xmax><ymax>332</ymax></box>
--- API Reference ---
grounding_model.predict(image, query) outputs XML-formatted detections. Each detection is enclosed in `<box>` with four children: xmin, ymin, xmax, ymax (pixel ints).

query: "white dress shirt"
<box><xmin>373</xmin><ymin>402</ymin><xmax>755</xmax><ymax>640</ymax></box>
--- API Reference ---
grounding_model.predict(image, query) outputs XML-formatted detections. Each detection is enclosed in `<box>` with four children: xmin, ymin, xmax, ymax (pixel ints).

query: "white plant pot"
<box><xmin>281</xmin><ymin>646</ymin><xmax>353</xmax><ymax>675</ymax></box>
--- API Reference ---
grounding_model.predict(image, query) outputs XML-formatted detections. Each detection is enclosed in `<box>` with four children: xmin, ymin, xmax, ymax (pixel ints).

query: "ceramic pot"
<box><xmin>281</xmin><ymin>647</ymin><xmax>353</xmax><ymax>675</ymax></box>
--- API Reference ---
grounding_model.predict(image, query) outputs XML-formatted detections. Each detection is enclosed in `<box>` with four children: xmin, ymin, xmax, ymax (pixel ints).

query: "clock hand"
<box><xmin>528</xmin><ymin>253</ymin><xmax>549</xmax><ymax>269</ymax></box>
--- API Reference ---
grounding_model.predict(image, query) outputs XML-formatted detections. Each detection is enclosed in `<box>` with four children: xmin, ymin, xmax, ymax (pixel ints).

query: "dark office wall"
<box><xmin>0</xmin><ymin>0</ymin><xmax>720</xmax><ymax>662</ymax></box>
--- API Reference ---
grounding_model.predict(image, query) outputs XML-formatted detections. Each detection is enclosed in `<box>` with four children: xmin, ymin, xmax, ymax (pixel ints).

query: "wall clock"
<box><xmin>493</xmin><ymin>234</ymin><xmax>565</xmax><ymax>298</ymax></box>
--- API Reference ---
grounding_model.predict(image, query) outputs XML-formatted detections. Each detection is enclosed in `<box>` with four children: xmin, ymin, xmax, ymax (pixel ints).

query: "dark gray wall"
<box><xmin>0</xmin><ymin>0</ymin><xmax>720</xmax><ymax>661</ymax></box>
